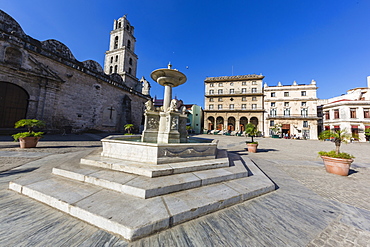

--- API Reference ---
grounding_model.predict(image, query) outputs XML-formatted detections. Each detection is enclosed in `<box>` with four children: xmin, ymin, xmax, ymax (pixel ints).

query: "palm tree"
<box><xmin>245</xmin><ymin>123</ymin><xmax>258</xmax><ymax>143</ymax></box>
<box><xmin>318</xmin><ymin>129</ymin><xmax>351</xmax><ymax>155</ymax></box>
<box><xmin>124</xmin><ymin>124</ymin><xmax>134</xmax><ymax>134</ymax></box>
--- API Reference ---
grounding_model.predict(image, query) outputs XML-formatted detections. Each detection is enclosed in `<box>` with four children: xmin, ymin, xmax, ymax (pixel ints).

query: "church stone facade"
<box><xmin>0</xmin><ymin>10</ymin><xmax>150</xmax><ymax>133</ymax></box>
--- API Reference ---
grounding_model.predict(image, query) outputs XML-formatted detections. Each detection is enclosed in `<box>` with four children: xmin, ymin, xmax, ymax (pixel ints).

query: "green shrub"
<box><xmin>318</xmin><ymin>150</ymin><xmax>354</xmax><ymax>159</ymax></box>
<box><xmin>12</xmin><ymin>131</ymin><xmax>44</xmax><ymax>141</ymax></box>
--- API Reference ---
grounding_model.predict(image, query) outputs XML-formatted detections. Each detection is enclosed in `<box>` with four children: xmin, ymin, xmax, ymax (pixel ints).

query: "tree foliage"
<box><xmin>318</xmin><ymin>129</ymin><xmax>352</xmax><ymax>155</ymax></box>
<box><xmin>245</xmin><ymin>123</ymin><xmax>258</xmax><ymax>143</ymax></box>
<box><xmin>124</xmin><ymin>124</ymin><xmax>134</xmax><ymax>134</ymax></box>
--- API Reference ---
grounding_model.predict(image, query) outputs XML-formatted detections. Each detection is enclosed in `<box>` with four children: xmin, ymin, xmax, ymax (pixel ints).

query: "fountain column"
<box><xmin>150</xmin><ymin>63</ymin><xmax>187</xmax><ymax>144</ymax></box>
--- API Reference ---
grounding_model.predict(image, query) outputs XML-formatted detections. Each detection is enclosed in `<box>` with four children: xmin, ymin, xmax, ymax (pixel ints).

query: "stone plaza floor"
<box><xmin>0</xmin><ymin>134</ymin><xmax>369</xmax><ymax>246</ymax></box>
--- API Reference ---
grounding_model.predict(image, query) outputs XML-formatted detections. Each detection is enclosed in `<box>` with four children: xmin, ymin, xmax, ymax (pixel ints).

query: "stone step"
<box><xmin>52</xmin><ymin>159</ymin><xmax>248</xmax><ymax>199</ymax></box>
<box><xmin>9</xmin><ymin>157</ymin><xmax>275</xmax><ymax>241</ymax></box>
<box><xmin>80</xmin><ymin>149</ymin><xmax>229</xmax><ymax>178</ymax></box>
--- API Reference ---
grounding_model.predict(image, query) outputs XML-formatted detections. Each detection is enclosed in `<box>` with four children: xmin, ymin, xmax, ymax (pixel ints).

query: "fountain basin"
<box><xmin>101</xmin><ymin>135</ymin><xmax>218</xmax><ymax>165</ymax></box>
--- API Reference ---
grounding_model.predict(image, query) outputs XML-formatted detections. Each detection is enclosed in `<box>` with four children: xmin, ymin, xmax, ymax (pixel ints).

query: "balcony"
<box><xmin>205</xmin><ymin>107</ymin><xmax>264</xmax><ymax>112</ymax></box>
<box><xmin>205</xmin><ymin>90</ymin><xmax>263</xmax><ymax>96</ymax></box>
<box><xmin>266</xmin><ymin>114</ymin><xmax>320</xmax><ymax>120</ymax></box>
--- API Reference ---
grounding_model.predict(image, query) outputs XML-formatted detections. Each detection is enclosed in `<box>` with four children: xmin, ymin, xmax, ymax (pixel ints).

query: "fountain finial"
<box><xmin>168</xmin><ymin>62</ymin><xmax>172</xmax><ymax>69</ymax></box>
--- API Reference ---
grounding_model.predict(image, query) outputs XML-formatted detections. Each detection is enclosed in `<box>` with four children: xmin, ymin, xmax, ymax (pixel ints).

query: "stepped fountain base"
<box><xmin>101</xmin><ymin>135</ymin><xmax>218</xmax><ymax>165</ymax></box>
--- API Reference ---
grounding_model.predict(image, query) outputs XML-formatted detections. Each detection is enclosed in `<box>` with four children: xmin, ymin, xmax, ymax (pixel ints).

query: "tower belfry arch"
<box><xmin>104</xmin><ymin>15</ymin><xmax>140</xmax><ymax>91</ymax></box>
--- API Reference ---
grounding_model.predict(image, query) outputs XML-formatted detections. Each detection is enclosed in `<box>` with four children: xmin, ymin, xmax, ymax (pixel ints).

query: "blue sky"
<box><xmin>2</xmin><ymin>0</ymin><xmax>369</xmax><ymax>106</ymax></box>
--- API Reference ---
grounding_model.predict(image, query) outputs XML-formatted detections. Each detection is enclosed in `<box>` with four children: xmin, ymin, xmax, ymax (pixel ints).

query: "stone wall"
<box><xmin>0</xmin><ymin>10</ymin><xmax>149</xmax><ymax>133</ymax></box>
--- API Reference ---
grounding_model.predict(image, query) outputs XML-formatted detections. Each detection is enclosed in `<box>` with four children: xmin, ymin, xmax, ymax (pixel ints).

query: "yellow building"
<box><xmin>204</xmin><ymin>74</ymin><xmax>265</xmax><ymax>133</ymax></box>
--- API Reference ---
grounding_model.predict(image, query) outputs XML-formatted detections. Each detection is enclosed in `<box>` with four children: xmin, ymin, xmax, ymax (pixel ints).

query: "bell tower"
<box><xmin>104</xmin><ymin>15</ymin><xmax>140</xmax><ymax>90</ymax></box>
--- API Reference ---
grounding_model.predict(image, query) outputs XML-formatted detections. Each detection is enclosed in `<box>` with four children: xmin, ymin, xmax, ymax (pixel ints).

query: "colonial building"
<box><xmin>319</xmin><ymin>76</ymin><xmax>370</xmax><ymax>142</ymax></box>
<box><xmin>184</xmin><ymin>104</ymin><xmax>203</xmax><ymax>134</ymax></box>
<box><xmin>264</xmin><ymin>80</ymin><xmax>319</xmax><ymax>139</ymax></box>
<box><xmin>0</xmin><ymin>10</ymin><xmax>150</xmax><ymax>133</ymax></box>
<box><xmin>204</xmin><ymin>74</ymin><xmax>265</xmax><ymax>133</ymax></box>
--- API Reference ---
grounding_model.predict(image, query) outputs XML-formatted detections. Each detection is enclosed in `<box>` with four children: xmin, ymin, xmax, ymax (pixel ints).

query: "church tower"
<box><xmin>104</xmin><ymin>15</ymin><xmax>140</xmax><ymax>90</ymax></box>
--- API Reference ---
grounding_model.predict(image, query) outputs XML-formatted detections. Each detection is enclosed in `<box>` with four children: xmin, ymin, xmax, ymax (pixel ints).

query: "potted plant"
<box><xmin>271</xmin><ymin>123</ymin><xmax>282</xmax><ymax>138</ymax></box>
<box><xmin>12</xmin><ymin>119</ymin><xmax>45</xmax><ymax>148</ymax></box>
<box><xmin>318</xmin><ymin>129</ymin><xmax>354</xmax><ymax>176</ymax></box>
<box><xmin>124</xmin><ymin>123</ymin><xmax>134</xmax><ymax>135</ymax></box>
<box><xmin>365</xmin><ymin>128</ymin><xmax>370</xmax><ymax>142</ymax></box>
<box><xmin>245</xmin><ymin>123</ymin><xmax>258</xmax><ymax>153</ymax></box>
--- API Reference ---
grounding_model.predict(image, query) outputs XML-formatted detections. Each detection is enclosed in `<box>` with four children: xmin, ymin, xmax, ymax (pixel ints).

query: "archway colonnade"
<box><xmin>206</xmin><ymin>115</ymin><xmax>260</xmax><ymax>132</ymax></box>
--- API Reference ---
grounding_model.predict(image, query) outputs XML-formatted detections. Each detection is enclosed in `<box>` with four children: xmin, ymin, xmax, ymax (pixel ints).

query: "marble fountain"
<box><xmin>9</xmin><ymin>64</ymin><xmax>275</xmax><ymax>241</ymax></box>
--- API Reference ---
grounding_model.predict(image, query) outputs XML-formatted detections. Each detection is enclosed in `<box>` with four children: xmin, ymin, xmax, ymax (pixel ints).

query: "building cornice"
<box><xmin>205</xmin><ymin>74</ymin><xmax>264</xmax><ymax>82</ymax></box>
<box><xmin>322</xmin><ymin>100</ymin><xmax>370</xmax><ymax>109</ymax></box>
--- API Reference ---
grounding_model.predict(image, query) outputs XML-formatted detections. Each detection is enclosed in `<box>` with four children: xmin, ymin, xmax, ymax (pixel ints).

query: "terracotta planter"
<box><xmin>19</xmin><ymin>137</ymin><xmax>41</xmax><ymax>148</ymax></box>
<box><xmin>247</xmin><ymin>143</ymin><xmax>258</xmax><ymax>153</ymax></box>
<box><xmin>321</xmin><ymin>156</ymin><xmax>354</xmax><ymax>176</ymax></box>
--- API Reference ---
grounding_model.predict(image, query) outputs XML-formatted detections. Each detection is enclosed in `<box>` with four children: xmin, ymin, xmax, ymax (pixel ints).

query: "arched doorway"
<box><xmin>0</xmin><ymin>82</ymin><xmax>29</xmax><ymax>128</ymax></box>
<box><xmin>207</xmin><ymin>116</ymin><xmax>215</xmax><ymax>130</ymax></box>
<box><xmin>240</xmin><ymin>117</ymin><xmax>248</xmax><ymax>132</ymax></box>
<box><xmin>216</xmin><ymin>116</ymin><xmax>224</xmax><ymax>130</ymax></box>
<box><xmin>227</xmin><ymin>117</ymin><xmax>235</xmax><ymax>131</ymax></box>
<box><xmin>250</xmin><ymin>117</ymin><xmax>258</xmax><ymax>127</ymax></box>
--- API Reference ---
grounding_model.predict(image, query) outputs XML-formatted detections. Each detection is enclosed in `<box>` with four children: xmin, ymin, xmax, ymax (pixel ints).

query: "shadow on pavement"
<box><xmin>255</xmin><ymin>148</ymin><xmax>279</xmax><ymax>153</ymax></box>
<box><xmin>0</xmin><ymin>167</ymin><xmax>38</xmax><ymax>177</ymax></box>
<box><xmin>348</xmin><ymin>169</ymin><xmax>358</xmax><ymax>175</ymax></box>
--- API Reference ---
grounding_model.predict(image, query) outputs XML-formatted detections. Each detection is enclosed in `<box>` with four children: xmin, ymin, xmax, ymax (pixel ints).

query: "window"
<box><xmin>218</xmin><ymin>83</ymin><xmax>223</xmax><ymax>87</ymax></box>
<box><xmin>270</xmin><ymin>120</ymin><xmax>275</xmax><ymax>127</ymax></box>
<box><xmin>115</xmin><ymin>55</ymin><xmax>118</xmax><ymax>62</ymax></box>
<box><xmin>364</xmin><ymin>109</ymin><xmax>370</xmax><ymax>118</ymax></box>
<box><xmin>229</xmin><ymin>104</ymin><xmax>234</xmax><ymax>110</ymax></box>
<box><xmin>301</xmin><ymin>91</ymin><xmax>306</xmax><ymax>96</ymax></box>
<box><xmin>209</xmin><ymin>98</ymin><xmax>214</xmax><ymax>102</ymax></box>
<box><xmin>252</xmin><ymin>81</ymin><xmax>257</xmax><ymax>85</ymax></box>
<box><xmin>114</xmin><ymin>36</ymin><xmax>118</xmax><ymax>49</ymax></box>
<box><xmin>334</xmin><ymin>109</ymin><xmax>339</xmax><ymax>119</ymax></box>
<box><xmin>209</xmin><ymin>104</ymin><xmax>214</xmax><ymax>110</ymax></box>
<box><xmin>303</xmin><ymin>121</ymin><xmax>308</xmax><ymax>128</ymax></box>
<box><xmin>301</xmin><ymin>102</ymin><xmax>306</xmax><ymax>106</ymax></box>
<box><xmin>252</xmin><ymin>97</ymin><xmax>257</xmax><ymax>101</ymax></box>
<box><xmin>242</xmin><ymin>81</ymin><xmax>246</xmax><ymax>85</ymax></box>
<box><xmin>271</xmin><ymin>102</ymin><xmax>276</xmax><ymax>107</ymax></box>
<box><xmin>210</xmin><ymin>83</ymin><xmax>214</xmax><ymax>87</ymax></box>
<box><xmin>230</xmin><ymin>82</ymin><xmax>234</xmax><ymax>86</ymax></box>
<box><xmin>270</xmin><ymin>108</ymin><xmax>277</xmax><ymax>117</ymax></box>
<box><xmin>230</xmin><ymin>89</ymin><xmax>234</xmax><ymax>94</ymax></box>
<box><xmin>252</xmin><ymin>104</ymin><xmax>257</xmax><ymax>109</ymax></box>
<box><xmin>209</xmin><ymin>89</ymin><xmax>214</xmax><ymax>95</ymax></box>
<box><xmin>218</xmin><ymin>89</ymin><xmax>223</xmax><ymax>94</ymax></box>
<box><xmin>241</xmin><ymin>104</ymin><xmax>246</xmax><ymax>110</ymax></box>
<box><xmin>301</xmin><ymin>108</ymin><xmax>308</xmax><ymax>117</ymax></box>
<box><xmin>271</xmin><ymin>92</ymin><xmax>276</xmax><ymax>97</ymax></box>
<box><xmin>218</xmin><ymin>104</ymin><xmax>223</xmax><ymax>110</ymax></box>
<box><xmin>284</xmin><ymin>108</ymin><xmax>290</xmax><ymax>116</ymax></box>
<box><xmin>109</xmin><ymin>66</ymin><xmax>113</xmax><ymax>74</ymax></box>
<box><xmin>350</xmin><ymin>108</ymin><xmax>357</xmax><ymax>118</ymax></box>
<box><xmin>284</xmin><ymin>102</ymin><xmax>289</xmax><ymax>107</ymax></box>
<box><xmin>324</xmin><ymin>111</ymin><xmax>330</xmax><ymax>120</ymax></box>
<box><xmin>110</xmin><ymin>57</ymin><xmax>113</xmax><ymax>63</ymax></box>
<box><xmin>251</xmin><ymin>88</ymin><xmax>257</xmax><ymax>93</ymax></box>
<box><xmin>242</xmin><ymin>97</ymin><xmax>246</xmax><ymax>101</ymax></box>
<box><xmin>241</xmin><ymin>88</ymin><xmax>247</xmax><ymax>93</ymax></box>
<box><xmin>114</xmin><ymin>65</ymin><xmax>118</xmax><ymax>73</ymax></box>
<box><xmin>218</xmin><ymin>98</ymin><xmax>223</xmax><ymax>102</ymax></box>
<box><xmin>128</xmin><ymin>67</ymin><xmax>132</xmax><ymax>74</ymax></box>
<box><xmin>284</xmin><ymin>92</ymin><xmax>289</xmax><ymax>97</ymax></box>
<box><xmin>127</xmin><ymin>40</ymin><xmax>131</xmax><ymax>49</ymax></box>
<box><xmin>129</xmin><ymin>58</ymin><xmax>133</xmax><ymax>65</ymax></box>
